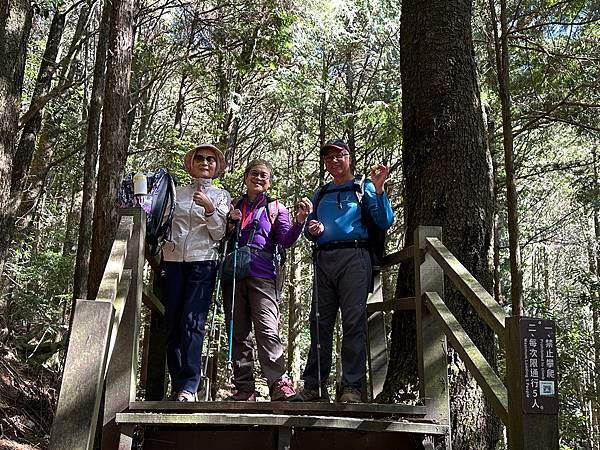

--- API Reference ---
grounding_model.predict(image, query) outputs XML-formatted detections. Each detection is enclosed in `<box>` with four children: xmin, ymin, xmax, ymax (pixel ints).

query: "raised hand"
<box><xmin>295</xmin><ymin>197</ymin><xmax>313</xmax><ymax>224</ymax></box>
<box><xmin>229</xmin><ymin>205</ymin><xmax>242</xmax><ymax>222</ymax></box>
<box><xmin>370</xmin><ymin>163</ymin><xmax>390</xmax><ymax>194</ymax></box>
<box><xmin>193</xmin><ymin>191</ymin><xmax>215</xmax><ymax>215</ymax></box>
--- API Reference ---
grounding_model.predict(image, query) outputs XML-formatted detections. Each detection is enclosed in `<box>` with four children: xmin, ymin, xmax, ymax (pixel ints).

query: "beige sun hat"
<box><xmin>183</xmin><ymin>144</ymin><xmax>226</xmax><ymax>178</ymax></box>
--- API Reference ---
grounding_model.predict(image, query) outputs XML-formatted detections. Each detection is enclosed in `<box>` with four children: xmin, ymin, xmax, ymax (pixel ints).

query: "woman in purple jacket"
<box><xmin>223</xmin><ymin>159</ymin><xmax>312</xmax><ymax>401</ymax></box>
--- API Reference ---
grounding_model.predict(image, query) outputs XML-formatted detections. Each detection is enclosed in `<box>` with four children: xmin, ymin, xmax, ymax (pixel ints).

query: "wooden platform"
<box><xmin>116</xmin><ymin>401</ymin><xmax>448</xmax><ymax>449</ymax></box>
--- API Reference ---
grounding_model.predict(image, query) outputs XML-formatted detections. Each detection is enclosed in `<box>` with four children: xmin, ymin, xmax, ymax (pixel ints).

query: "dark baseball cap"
<box><xmin>320</xmin><ymin>139</ymin><xmax>350</xmax><ymax>156</ymax></box>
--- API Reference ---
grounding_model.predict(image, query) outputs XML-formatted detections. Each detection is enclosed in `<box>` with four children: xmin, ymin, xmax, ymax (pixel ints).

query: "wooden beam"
<box><xmin>380</xmin><ymin>245</ymin><xmax>414</xmax><ymax>267</ymax></box>
<box><xmin>102</xmin><ymin>209</ymin><xmax>145</xmax><ymax>450</ymax></box>
<box><xmin>367</xmin><ymin>297</ymin><xmax>415</xmax><ymax>313</ymax></box>
<box><xmin>95</xmin><ymin>216</ymin><xmax>133</xmax><ymax>303</ymax></box>
<box><xmin>142</xmin><ymin>284</ymin><xmax>165</xmax><ymax>315</ymax></box>
<box><xmin>425</xmin><ymin>237</ymin><xmax>507</xmax><ymax>339</ymax></box>
<box><xmin>116</xmin><ymin>412</ymin><xmax>449</xmax><ymax>435</ymax></box>
<box><xmin>128</xmin><ymin>400</ymin><xmax>428</xmax><ymax>417</ymax></box>
<box><xmin>414</xmin><ymin>227</ymin><xmax>451</xmax><ymax>440</ymax></box>
<box><xmin>49</xmin><ymin>300</ymin><xmax>114</xmax><ymax>450</ymax></box>
<box><xmin>425</xmin><ymin>291</ymin><xmax>508</xmax><ymax>425</ymax></box>
<box><xmin>106</xmin><ymin>269</ymin><xmax>131</xmax><ymax>367</ymax></box>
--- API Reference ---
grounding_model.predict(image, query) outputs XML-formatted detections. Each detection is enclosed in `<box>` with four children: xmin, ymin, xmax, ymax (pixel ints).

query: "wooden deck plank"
<box><xmin>128</xmin><ymin>401</ymin><xmax>427</xmax><ymax>417</ymax></box>
<box><xmin>116</xmin><ymin>412</ymin><xmax>448</xmax><ymax>435</ymax></box>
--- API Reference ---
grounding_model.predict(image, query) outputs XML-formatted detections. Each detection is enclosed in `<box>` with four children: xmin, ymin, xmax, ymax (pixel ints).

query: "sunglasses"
<box><xmin>194</xmin><ymin>154</ymin><xmax>217</xmax><ymax>164</ymax></box>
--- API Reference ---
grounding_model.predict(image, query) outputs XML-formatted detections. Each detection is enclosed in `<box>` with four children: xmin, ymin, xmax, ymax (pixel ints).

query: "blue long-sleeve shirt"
<box><xmin>305</xmin><ymin>178</ymin><xmax>394</xmax><ymax>245</ymax></box>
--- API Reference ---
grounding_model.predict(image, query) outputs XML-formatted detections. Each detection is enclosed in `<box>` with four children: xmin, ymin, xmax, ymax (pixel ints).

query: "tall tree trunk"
<box><xmin>344</xmin><ymin>46</ymin><xmax>356</xmax><ymax>159</ymax></box>
<box><xmin>0</xmin><ymin>0</ymin><xmax>33</xmax><ymax>277</ymax></box>
<box><xmin>489</xmin><ymin>0</ymin><xmax>523</xmax><ymax>315</ymax></box>
<box><xmin>383</xmin><ymin>1</ymin><xmax>500</xmax><ymax>448</ymax></box>
<box><xmin>173</xmin><ymin>72</ymin><xmax>187</xmax><ymax>136</ymax></box>
<box><xmin>87</xmin><ymin>0</ymin><xmax>134</xmax><ymax>298</ymax></box>
<box><xmin>12</xmin><ymin>10</ymin><xmax>65</xmax><ymax>204</ymax></box>
<box><xmin>17</xmin><ymin>2</ymin><xmax>92</xmax><ymax>232</ymax></box>
<box><xmin>62</xmin><ymin>178</ymin><xmax>80</xmax><ymax>257</ymax></box>
<box><xmin>591</xmin><ymin>147</ymin><xmax>600</xmax><ymax>450</ymax></box>
<box><xmin>73</xmin><ymin>0</ymin><xmax>111</xmax><ymax>301</ymax></box>
<box><xmin>318</xmin><ymin>52</ymin><xmax>328</xmax><ymax>183</ymax></box>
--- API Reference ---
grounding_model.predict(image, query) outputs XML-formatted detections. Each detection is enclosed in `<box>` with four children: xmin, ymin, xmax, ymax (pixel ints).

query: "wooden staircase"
<box><xmin>48</xmin><ymin>208</ymin><xmax>558</xmax><ymax>450</ymax></box>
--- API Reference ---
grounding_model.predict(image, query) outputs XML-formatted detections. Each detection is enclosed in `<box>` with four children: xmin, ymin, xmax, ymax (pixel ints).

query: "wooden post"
<box><xmin>367</xmin><ymin>273</ymin><xmax>388</xmax><ymax>400</ymax></box>
<box><xmin>506</xmin><ymin>316</ymin><xmax>559</xmax><ymax>450</ymax></box>
<box><xmin>49</xmin><ymin>300</ymin><xmax>114</xmax><ymax>450</ymax></box>
<box><xmin>102</xmin><ymin>208</ymin><xmax>145</xmax><ymax>449</ymax></box>
<box><xmin>144</xmin><ymin>262</ymin><xmax>168</xmax><ymax>400</ymax></box>
<box><xmin>414</xmin><ymin>226</ymin><xmax>451</xmax><ymax>449</ymax></box>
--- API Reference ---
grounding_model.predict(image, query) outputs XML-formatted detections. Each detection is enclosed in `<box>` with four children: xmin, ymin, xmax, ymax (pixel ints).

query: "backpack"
<box><xmin>118</xmin><ymin>168</ymin><xmax>177</xmax><ymax>256</ymax></box>
<box><xmin>313</xmin><ymin>175</ymin><xmax>386</xmax><ymax>281</ymax></box>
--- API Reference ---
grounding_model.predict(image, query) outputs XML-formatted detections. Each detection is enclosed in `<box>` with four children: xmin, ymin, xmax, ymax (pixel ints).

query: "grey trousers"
<box><xmin>301</xmin><ymin>247</ymin><xmax>372</xmax><ymax>389</ymax></box>
<box><xmin>223</xmin><ymin>277</ymin><xmax>287</xmax><ymax>392</ymax></box>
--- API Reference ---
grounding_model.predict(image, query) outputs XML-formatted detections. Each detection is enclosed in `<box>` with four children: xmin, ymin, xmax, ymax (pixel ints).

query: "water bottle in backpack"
<box><xmin>118</xmin><ymin>168</ymin><xmax>177</xmax><ymax>256</ymax></box>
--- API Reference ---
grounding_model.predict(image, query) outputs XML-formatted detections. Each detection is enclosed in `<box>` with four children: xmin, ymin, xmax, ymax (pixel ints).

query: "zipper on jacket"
<box><xmin>181</xmin><ymin>185</ymin><xmax>195</xmax><ymax>262</ymax></box>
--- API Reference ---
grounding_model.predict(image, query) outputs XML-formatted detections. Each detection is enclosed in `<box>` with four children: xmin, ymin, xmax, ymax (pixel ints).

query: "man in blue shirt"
<box><xmin>300</xmin><ymin>139</ymin><xmax>394</xmax><ymax>403</ymax></box>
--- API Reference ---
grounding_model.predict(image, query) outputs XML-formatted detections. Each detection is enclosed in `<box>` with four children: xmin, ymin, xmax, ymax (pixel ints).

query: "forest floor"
<box><xmin>0</xmin><ymin>344</ymin><xmax>55</xmax><ymax>450</ymax></box>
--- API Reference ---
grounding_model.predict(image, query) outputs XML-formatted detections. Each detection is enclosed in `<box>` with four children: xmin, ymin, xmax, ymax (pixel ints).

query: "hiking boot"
<box><xmin>226</xmin><ymin>390</ymin><xmax>257</xmax><ymax>401</ymax></box>
<box><xmin>299</xmin><ymin>386</ymin><xmax>330</xmax><ymax>402</ymax></box>
<box><xmin>339</xmin><ymin>386</ymin><xmax>362</xmax><ymax>403</ymax></box>
<box><xmin>270</xmin><ymin>378</ymin><xmax>298</xmax><ymax>401</ymax></box>
<box><xmin>175</xmin><ymin>390</ymin><xmax>197</xmax><ymax>402</ymax></box>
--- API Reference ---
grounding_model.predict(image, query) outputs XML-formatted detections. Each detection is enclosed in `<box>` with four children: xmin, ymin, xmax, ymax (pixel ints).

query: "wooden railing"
<box><xmin>49</xmin><ymin>213</ymin><xmax>558</xmax><ymax>450</ymax></box>
<box><xmin>369</xmin><ymin>226</ymin><xmax>558</xmax><ymax>450</ymax></box>
<box><xmin>49</xmin><ymin>208</ymin><xmax>161</xmax><ymax>450</ymax></box>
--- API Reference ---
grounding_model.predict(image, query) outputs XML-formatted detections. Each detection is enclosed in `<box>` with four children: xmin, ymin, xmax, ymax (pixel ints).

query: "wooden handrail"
<box><xmin>367</xmin><ymin>297</ymin><xmax>415</xmax><ymax>313</ymax></box>
<box><xmin>424</xmin><ymin>291</ymin><xmax>509</xmax><ymax>425</ymax></box>
<box><xmin>96</xmin><ymin>216</ymin><xmax>134</xmax><ymax>304</ymax></box>
<box><xmin>106</xmin><ymin>269</ymin><xmax>132</xmax><ymax>371</ymax></box>
<box><xmin>425</xmin><ymin>237</ymin><xmax>507</xmax><ymax>339</ymax></box>
<box><xmin>380</xmin><ymin>245</ymin><xmax>415</xmax><ymax>268</ymax></box>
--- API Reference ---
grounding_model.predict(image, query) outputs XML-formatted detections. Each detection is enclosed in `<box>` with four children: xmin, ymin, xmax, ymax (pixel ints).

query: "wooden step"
<box><xmin>128</xmin><ymin>400</ymin><xmax>428</xmax><ymax>419</ymax></box>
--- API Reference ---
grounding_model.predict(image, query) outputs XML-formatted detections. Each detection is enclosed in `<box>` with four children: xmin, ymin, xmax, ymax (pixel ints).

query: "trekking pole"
<box><xmin>312</xmin><ymin>245</ymin><xmax>322</xmax><ymax>398</ymax></box>
<box><xmin>226</xmin><ymin>220</ymin><xmax>241</xmax><ymax>383</ymax></box>
<box><xmin>202</xmin><ymin>238</ymin><xmax>228</xmax><ymax>401</ymax></box>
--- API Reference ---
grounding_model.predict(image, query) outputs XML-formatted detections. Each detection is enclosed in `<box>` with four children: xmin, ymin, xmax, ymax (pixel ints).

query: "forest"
<box><xmin>0</xmin><ymin>0</ymin><xmax>598</xmax><ymax>448</ymax></box>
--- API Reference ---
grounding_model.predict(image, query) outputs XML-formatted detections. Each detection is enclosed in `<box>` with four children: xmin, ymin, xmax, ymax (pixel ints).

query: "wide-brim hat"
<box><xmin>320</xmin><ymin>138</ymin><xmax>350</xmax><ymax>156</ymax></box>
<box><xmin>183</xmin><ymin>144</ymin><xmax>226</xmax><ymax>179</ymax></box>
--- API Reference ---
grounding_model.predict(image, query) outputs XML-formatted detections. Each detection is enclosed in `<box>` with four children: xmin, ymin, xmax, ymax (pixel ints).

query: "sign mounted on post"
<box><xmin>520</xmin><ymin>318</ymin><xmax>559</xmax><ymax>414</ymax></box>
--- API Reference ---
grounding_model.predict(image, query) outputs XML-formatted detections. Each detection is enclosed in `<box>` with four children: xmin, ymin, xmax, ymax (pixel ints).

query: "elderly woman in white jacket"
<box><xmin>161</xmin><ymin>144</ymin><xmax>230</xmax><ymax>402</ymax></box>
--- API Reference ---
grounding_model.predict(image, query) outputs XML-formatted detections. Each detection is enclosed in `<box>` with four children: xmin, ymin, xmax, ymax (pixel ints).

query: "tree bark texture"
<box><xmin>1</xmin><ymin>9</ymin><xmax>64</xmax><ymax>270</ymax></box>
<box><xmin>87</xmin><ymin>0</ymin><xmax>134</xmax><ymax>299</ymax></box>
<box><xmin>0</xmin><ymin>0</ymin><xmax>32</xmax><ymax>276</ymax></box>
<box><xmin>383</xmin><ymin>1</ymin><xmax>500</xmax><ymax>448</ymax></box>
<box><xmin>73</xmin><ymin>0</ymin><xmax>111</xmax><ymax>301</ymax></box>
<box><xmin>12</xmin><ymin>10</ymin><xmax>65</xmax><ymax>196</ymax></box>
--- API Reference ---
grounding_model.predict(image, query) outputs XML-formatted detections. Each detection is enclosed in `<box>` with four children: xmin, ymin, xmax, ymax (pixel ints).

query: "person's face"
<box><xmin>324</xmin><ymin>147</ymin><xmax>352</xmax><ymax>178</ymax></box>
<box><xmin>244</xmin><ymin>164</ymin><xmax>271</xmax><ymax>197</ymax></box>
<box><xmin>190</xmin><ymin>149</ymin><xmax>217</xmax><ymax>179</ymax></box>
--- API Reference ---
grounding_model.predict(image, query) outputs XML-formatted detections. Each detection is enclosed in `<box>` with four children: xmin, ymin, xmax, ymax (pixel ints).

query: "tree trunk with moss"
<box><xmin>381</xmin><ymin>0</ymin><xmax>501</xmax><ymax>448</ymax></box>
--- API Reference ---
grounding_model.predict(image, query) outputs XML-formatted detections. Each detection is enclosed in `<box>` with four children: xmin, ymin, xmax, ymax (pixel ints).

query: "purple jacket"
<box><xmin>235</xmin><ymin>193</ymin><xmax>303</xmax><ymax>280</ymax></box>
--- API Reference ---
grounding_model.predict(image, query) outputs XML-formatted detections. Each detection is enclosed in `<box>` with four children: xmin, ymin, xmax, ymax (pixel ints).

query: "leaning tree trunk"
<box><xmin>87</xmin><ymin>0</ymin><xmax>134</xmax><ymax>298</ymax></box>
<box><xmin>73</xmin><ymin>0</ymin><xmax>111</xmax><ymax>300</ymax></box>
<box><xmin>0</xmin><ymin>0</ymin><xmax>33</xmax><ymax>278</ymax></box>
<box><xmin>381</xmin><ymin>0</ymin><xmax>501</xmax><ymax>448</ymax></box>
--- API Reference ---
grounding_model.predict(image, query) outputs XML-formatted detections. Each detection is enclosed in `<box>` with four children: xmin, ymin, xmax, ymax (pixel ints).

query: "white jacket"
<box><xmin>162</xmin><ymin>178</ymin><xmax>231</xmax><ymax>262</ymax></box>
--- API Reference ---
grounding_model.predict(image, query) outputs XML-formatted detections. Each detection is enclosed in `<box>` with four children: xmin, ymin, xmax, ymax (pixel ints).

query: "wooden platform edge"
<box><xmin>116</xmin><ymin>412</ymin><xmax>448</xmax><ymax>435</ymax></box>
